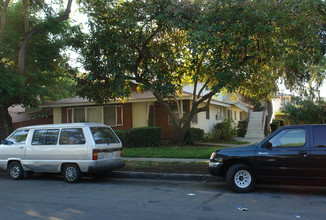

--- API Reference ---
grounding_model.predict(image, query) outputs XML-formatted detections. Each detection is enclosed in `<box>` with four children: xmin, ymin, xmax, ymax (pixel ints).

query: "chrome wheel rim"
<box><xmin>10</xmin><ymin>165</ymin><xmax>20</xmax><ymax>178</ymax></box>
<box><xmin>234</xmin><ymin>170</ymin><xmax>251</xmax><ymax>188</ymax></box>
<box><xmin>65</xmin><ymin>167</ymin><xmax>77</xmax><ymax>181</ymax></box>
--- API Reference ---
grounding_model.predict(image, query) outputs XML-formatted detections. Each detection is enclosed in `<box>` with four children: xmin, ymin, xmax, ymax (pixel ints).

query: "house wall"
<box><xmin>53</xmin><ymin>107</ymin><xmax>62</xmax><ymax>124</ymax></box>
<box><xmin>154</xmin><ymin>102</ymin><xmax>173</xmax><ymax>140</ymax></box>
<box><xmin>191</xmin><ymin>103</ymin><xmax>226</xmax><ymax>133</ymax></box>
<box><xmin>59</xmin><ymin>104</ymin><xmax>133</xmax><ymax>130</ymax></box>
<box><xmin>132</xmin><ymin>103</ymin><xmax>149</xmax><ymax>128</ymax></box>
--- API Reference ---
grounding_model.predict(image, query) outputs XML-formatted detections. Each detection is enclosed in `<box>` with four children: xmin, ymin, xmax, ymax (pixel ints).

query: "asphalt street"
<box><xmin>0</xmin><ymin>173</ymin><xmax>326</xmax><ymax>220</ymax></box>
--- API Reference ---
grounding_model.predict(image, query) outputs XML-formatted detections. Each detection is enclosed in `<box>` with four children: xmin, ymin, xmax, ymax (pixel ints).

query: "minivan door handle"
<box><xmin>299</xmin><ymin>151</ymin><xmax>307</xmax><ymax>157</ymax></box>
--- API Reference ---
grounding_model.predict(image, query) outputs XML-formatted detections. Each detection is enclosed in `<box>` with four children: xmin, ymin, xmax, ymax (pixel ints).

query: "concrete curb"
<box><xmin>110</xmin><ymin>171</ymin><xmax>222</xmax><ymax>182</ymax></box>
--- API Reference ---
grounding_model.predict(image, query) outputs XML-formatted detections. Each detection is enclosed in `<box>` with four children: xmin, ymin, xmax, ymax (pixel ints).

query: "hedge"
<box><xmin>114</xmin><ymin>127</ymin><xmax>161</xmax><ymax>148</ymax></box>
<box><xmin>184</xmin><ymin>128</ymin><xmax>204</xmax><ymax>145</ymax></box>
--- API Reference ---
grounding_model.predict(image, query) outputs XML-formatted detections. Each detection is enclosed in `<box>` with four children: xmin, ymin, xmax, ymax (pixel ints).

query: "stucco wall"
<box><xmin>53</xmin><ymin>107</ymin><xmax>62</xmax><ymax>124</ymax></box>
<box><xmin>132</xmin><ymin>103</ymin><xmax>148</xmax><ymax>128</ymax></box>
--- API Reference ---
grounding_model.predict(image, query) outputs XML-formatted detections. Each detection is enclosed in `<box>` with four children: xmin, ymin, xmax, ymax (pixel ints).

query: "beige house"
<box><xmin>39</xmin><ymin>90</ymin><xmax>250</xmax><ymax>140</ymax></box>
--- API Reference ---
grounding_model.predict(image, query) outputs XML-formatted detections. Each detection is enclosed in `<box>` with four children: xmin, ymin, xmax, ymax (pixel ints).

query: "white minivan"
<box><xmin>0</xmin><ymin>123</ymin><xmax>125</xmax><ymax>183</ymax></box>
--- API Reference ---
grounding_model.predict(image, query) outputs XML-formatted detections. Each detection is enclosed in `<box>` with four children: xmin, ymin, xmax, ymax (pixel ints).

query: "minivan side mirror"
<box><xmin>1</xmin><ymin>140</ymin><xmax>8</xmax><ymax>145</ymax></box>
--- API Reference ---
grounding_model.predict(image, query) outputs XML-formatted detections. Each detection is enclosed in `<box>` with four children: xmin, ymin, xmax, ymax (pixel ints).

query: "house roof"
<box><xmin>40</xmin><ymin>91</ymin><xmax>193</xmax><ymax>108</ymax></box>
<box><xmin>40</xmin><ymin>90</ymin><xmax>248</xmax><ymax>111</ymax></box>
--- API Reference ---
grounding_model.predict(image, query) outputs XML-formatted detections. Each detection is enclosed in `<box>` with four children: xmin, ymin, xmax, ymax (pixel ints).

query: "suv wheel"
<box><xmin>226</xmin><ymin>164</ymin><xmax>256</xmax><ymax>193</ymax></box>
<box><xmin>8</xmin><ymin>162</ymin><xmax>24</xmax><ymax>180</ymax></box>
<box><xmin>63</xmin><ymin>164</ymin><xmax>81</xmax><ymax>183</ymax></box>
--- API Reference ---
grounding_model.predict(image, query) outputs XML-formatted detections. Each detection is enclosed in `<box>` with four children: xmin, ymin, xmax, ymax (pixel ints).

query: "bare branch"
<box><xmin>23</xmin><ymin>0</ymin><xmax>29</xmax><ymax>32</ymax></box>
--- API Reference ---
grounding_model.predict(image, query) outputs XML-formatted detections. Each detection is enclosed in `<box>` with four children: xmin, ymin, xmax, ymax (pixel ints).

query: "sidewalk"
<box><xmin>116</xmin><ymin>137</ymin><xmax>263</xmax><ymax>182</ymax></box>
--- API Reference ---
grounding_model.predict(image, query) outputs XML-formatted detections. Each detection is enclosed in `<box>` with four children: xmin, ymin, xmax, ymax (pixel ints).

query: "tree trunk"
<box><xmin>0</xmin><ymin>0</ymin><xmax>11</xmax><ymax>41</ymax></box>
<box><xmin>264</xmin><ymin>100</ymin><xmax>273</xmax><ymax>134</ymax></box>
<box><xmin>0</xmin><ymin>104</ymin><xmax>13</xmax><ymax>140</ymax></box>
<box><xmin>170</xmin><ymin>120</ymin><xmax>191</xmax><ymax>146</ymax></box>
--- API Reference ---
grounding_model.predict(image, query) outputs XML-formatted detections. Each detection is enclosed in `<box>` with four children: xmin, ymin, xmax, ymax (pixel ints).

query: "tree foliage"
<box><xmin>76</xmin><ymin>0</ymin><xmax>325</xmax><ymax>144</ymax></box>
<box><xmin>281</xmin><ymin>97</ymin><xmax>326</xmax><ymax>124</ymax></box>
<box><xmin>0</xmin><ymin>0</ymin><xmax>76</xmax><ymax>139</ymax></box>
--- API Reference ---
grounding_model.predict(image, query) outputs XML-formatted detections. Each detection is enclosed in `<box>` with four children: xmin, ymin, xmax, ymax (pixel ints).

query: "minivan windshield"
<box><xmin>90</xmin><ymin>127</ymin><xmax>120</xmax><ymax>144</ymax></box>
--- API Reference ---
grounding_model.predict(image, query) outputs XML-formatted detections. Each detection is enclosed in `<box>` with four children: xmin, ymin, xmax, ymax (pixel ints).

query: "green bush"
<box><xmin>115</xmin><ymin>127</ymin><xmax>161</xmax><ymax>148</ymax></box>
<box><xmin>184</xmin><ymin>128</ymin><xmax>204</xmax><ymax>145</ymax></box>
<box><xmin>270</xmin><ymin>120</ymin><xmax>281</xmax><ymax>132</ymax></box>
<box><xmin>237</xmin><ymin>120</ymin><xmax>248</xmax><ymax>137</ymax></box>
<box><xmin>114</xmin><ymin>129</ymin><xmax>127</xmax><ymax>145</ymax></box>
<box><xmin>212</xmin><ymin>119</ymin><xmax>236</xmax><ymax>141</ymax></box>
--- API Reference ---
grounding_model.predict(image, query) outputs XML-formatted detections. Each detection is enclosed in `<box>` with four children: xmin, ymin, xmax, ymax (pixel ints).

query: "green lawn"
<box><xmin>123</xmin><ymin>146</ymin><xmax>227</xmax><ymax>159</ymax></box>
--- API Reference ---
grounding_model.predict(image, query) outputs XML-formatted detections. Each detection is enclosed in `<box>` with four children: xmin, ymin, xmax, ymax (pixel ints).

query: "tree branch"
<box><xmin>18</xmin><ymin>0</ymin><xmax>73</xmax><ymax>76</ymax></box>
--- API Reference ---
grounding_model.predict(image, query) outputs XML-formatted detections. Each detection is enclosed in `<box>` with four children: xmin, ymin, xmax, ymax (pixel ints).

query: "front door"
<box><xmin>255</xmin><ymin>127</ymin><xmax>311</xmax><ymax>179</ymax></box>
<box><xmin>0</xmin><ymin>130</ymin><xmax>29</xmax><ymax>168</ymax></box>
<box><xmin>310</xmin><ymin>126</ymin><xmax>326</xmax><ymax>179</ymax></box>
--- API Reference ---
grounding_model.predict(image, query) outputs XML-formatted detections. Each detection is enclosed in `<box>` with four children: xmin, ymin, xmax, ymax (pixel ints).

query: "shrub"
<box><xmin>270</xmin><ymin>120</ymin><xmax>281</xmax><ymax>132</ymax></box>
<box><xmin>237</xmin><ymin>120</ymin><xmax>248</xmax><ymax>137</ymax></box>
<box><xmin>184</xmin><ymin>128</ymin><xmax>204</xmax><ymax>145</ymax></box>
<box><xmin>115</xmin><ymin>127</ymin><xmax>161</xmax><ymax>148</ymax></box>
<box><xmin>114</xmin><ymin>129</ymin><xmax>127</xmax><ymax>145</ymax></box>
<box><xmin>212</xmin><ymin>119</ymin><xmax>236</xmax><ymax>141</ymax></box>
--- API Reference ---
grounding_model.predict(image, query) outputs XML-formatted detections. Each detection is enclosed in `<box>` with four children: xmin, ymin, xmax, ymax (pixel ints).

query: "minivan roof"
<box><xmin>15</xmin><ymin>123</ymin><xmax>108</xmax><ymax>130</ymax></box>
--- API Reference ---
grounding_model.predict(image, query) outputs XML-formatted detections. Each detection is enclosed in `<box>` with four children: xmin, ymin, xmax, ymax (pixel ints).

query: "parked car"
<box><xmin>209</xmin><ymin>124</ymin><xmax>326</xmax><ymax>192</ymax></box>
<box><xmin>0</xmin><ymin>123</ymin><xmax>125</xmax><ymax>183</ymax></box>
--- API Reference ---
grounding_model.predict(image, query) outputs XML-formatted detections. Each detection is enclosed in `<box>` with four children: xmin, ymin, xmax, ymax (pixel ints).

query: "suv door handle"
<box><xmin>299</xmin><ymin>151</ymin><xmax>307</xmax><ymax>157</ymax></box>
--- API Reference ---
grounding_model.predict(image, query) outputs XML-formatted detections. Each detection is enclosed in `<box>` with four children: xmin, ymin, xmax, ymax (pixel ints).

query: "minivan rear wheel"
<box><xmin>8</xmin><ymin>162</ymin><xmax>24</xmax><ymax>180</ymax></box>
<box><xmin>63</xmin><ymin>164</ymin><xmax>81</xmax><ymax>183</ymax></box>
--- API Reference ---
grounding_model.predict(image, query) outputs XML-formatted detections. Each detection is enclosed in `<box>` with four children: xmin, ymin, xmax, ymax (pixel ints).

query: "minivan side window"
<box><xmin>269</xmin><ymin>128</ymin><xmax>306</xmax><ymax>147</ymax></box>
<box><xmin>59</xmin><ymin>128</ymin><xmax>86</xmax><ymax>145</ymax></box>
<box><xmin>7</xmin><ymin>130</ymin><xmax>29</xmax><ymax>145</ymax></box>
<box><xmin>91</xmin><ymin>127</ymin><xmax>119</xmax><ymax>144</ymax></box>
<box><xmin>32</xmin><ymin>129</ymin><xmax>60</xmax><ymax>145</ymax></box>
<box><xmin>314</xmin><ymin>127</ymin><xmax>326</xmax><ymax>147</ymax></box>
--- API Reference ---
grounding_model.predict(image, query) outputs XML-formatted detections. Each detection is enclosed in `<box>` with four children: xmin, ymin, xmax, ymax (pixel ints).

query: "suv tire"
<box><xmin>226</xmin><ymin>164</ymin><xmax>256</xmax><ymax>193</ymax></box>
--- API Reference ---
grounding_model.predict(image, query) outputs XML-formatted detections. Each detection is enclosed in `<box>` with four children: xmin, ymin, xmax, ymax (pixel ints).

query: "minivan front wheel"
<box><xmin>63</xmin><ymin>164</ymin><xmax>81</xmax><ymax>183</ymax></box>
<box><xmin>8</xmin><ymin>162</ymin><xmax>24</xmax><ymax>180</ymax></box>
<box><xmin>226</xmin><ymin>164</ymin><xmax>256</xmax><ymax>193</ymax></box>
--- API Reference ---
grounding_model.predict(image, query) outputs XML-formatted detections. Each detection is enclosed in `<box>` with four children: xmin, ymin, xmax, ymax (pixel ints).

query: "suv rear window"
<box><xmin>314</xmin><ymin>126</ymin><xmax>326</xmax><ymax>147</ymax></box>
<box><xmin>90</xmin><ymin>127</ymin><xmax>120</xmax><ymax>144</ymax></box>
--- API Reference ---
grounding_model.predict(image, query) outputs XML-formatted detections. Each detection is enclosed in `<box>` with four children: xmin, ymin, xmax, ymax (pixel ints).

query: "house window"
<box><xmin>240</xmin><ymin>112</ymin><xmax>245</xmax><ymax>121</ymax></box>
<box><xmin>206</xmin><ymin>107</ymin><xmax>210</xmax><ymax>120</ymax></box>
<box><xmin>227</xmin><ymin>109</ymin><xmax>232</xmax><ymax>119</ymax></box>
<box><xmin>216</xmin><ymin>108</ymin><xmax>221</xmax><ymax>120</ymax></box>
<box><xmin>87</xmin><ymin>107</ymin><xmax>102</xmax><ymax>123</ymax></box>
<box><xmin>104</xmin><ymin>106</ymin><xmax>117</xmax><ymax>126</ymax></box>
<box><xmin>68</xmin><ymin>106</ymin><xmax>123</xmax><ymax>127</ymax></box>
<box><xmin>234</xmin><ymin>111</ymin><xmax>237</xmax><ymax>120</ymax></box>
<box><xmin>74</xmin><ymin>108</ymin><xmax>85</xmax><ymax>122</ymax></box>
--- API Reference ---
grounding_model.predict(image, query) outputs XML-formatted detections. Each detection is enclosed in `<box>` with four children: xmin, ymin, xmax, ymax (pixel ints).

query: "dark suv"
<box><xmin>208</xmin><ymin>124</ymin><xmax>326</xmax><ymax>192</ymax></box>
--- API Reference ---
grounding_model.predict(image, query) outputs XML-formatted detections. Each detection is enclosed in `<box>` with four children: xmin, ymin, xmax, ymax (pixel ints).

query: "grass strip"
<box><xmin>123</xmin><ymin>146</ymin><xmax>227</xmax><ymax>159</ymax></box>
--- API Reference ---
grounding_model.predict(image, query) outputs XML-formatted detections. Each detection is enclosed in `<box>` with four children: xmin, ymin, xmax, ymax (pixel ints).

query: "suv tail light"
<box><xmin>120</xmin><ymin>150</ymin><xmax>123</xmax><ymax>157</ymax></box>
<box><xmin>93</xmin><ymin>149</ymin><xmax>98</xmax><ymax>160</ymax></box>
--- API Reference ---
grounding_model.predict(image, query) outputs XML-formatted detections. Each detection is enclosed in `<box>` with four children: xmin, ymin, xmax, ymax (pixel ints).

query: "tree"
<box><xmin>76</xmin><ymin>0</ymin><xmax>325</xmax><ymax>145</ymax></box>
<box><xmin>281</xmin><ymin>96</ymin><xmax>326</xmax><ymax>124</ymax></box>
<box><xmin>0</xmin><ymin>0</ymin><xmax>76</xmax><ymax>139</ymax></box>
